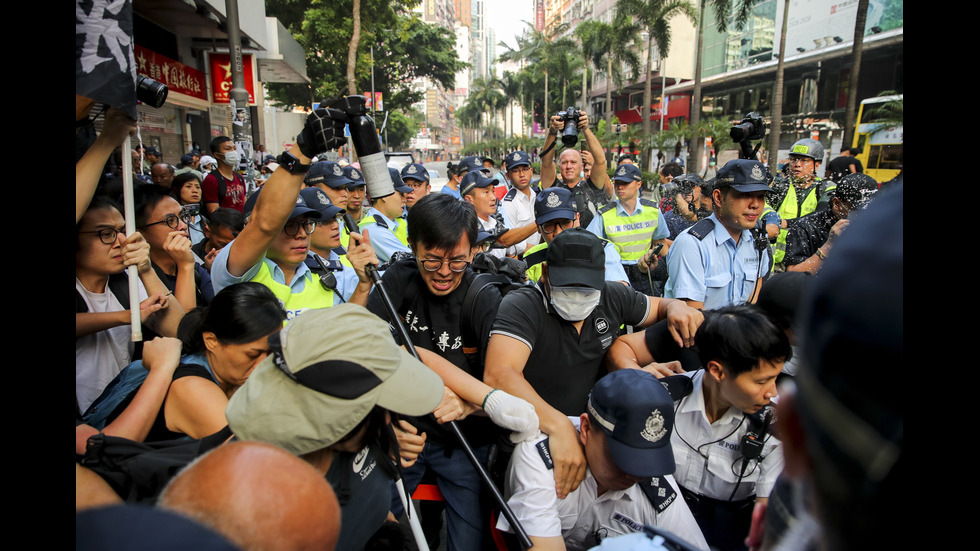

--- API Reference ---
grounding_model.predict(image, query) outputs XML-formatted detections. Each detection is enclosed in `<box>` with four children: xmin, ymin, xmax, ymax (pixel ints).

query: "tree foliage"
<box><xmin>265</xmin><ymin>0</ymin><xmax>466</xmax><ymax>112</ymax></box>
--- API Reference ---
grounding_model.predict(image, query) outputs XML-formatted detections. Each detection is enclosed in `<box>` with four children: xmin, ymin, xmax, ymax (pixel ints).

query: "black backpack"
<box><xmin>80</xmin><ymin>426</ymin><xmax>232</xmax><ymax>503</ymax></box>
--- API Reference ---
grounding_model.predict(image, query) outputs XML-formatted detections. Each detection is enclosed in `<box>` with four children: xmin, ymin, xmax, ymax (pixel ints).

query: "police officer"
<box><xmin>664</xmin><ymin>159</ymin><xmax>773</xmax><ymax>310</ymax></box>
<box><xmin>401</xmin><ymin>162</ymin><xmax>431</xmax><ymax>210</ymax></box>
<box><xmin>498</xmin><ymin>151</ymin><xmax>539</xmax><ymax>257</ymax></box>
<box><xmin>522</xmin><ymin>187</ymin><xmax>629</xmax><ymax>284</ymax></box>
<box><xmin>768</xmin><ymin>138</ymin><xmax>837</xmax><ymax>266</ymax></box>
<box><xmin>586</xmin><ymin>164</ymin><xmax>669</xmax><ymax>295</ymax></box>
<box><xmin>358</xmin><ymin>168</ymin><xmax>414</xmax><ymax>263</ymax></box>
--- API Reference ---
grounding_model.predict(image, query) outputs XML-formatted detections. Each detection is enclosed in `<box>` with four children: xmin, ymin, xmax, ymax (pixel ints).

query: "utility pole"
<box><xmin>225</xmin><ymin>0</ymin><xmax>254</xmax><ymax>192</ymax></box>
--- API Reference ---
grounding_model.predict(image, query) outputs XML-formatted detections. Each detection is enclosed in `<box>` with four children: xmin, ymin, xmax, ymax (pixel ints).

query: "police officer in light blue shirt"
<box><xmin>664</xmin><ymin>159</ymin><xmax>773</xmax><ymax>310</ymax></box>
<box><xmin>358</xmin><ymin>168</ymin><xmax>414</xmax><ymax>263</ymax></box>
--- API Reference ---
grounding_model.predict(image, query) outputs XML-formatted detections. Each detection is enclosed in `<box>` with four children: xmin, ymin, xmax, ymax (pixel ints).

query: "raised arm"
<box><xmin>539</xmin><ymin>116</ymin><xmax>563</xmax><ymax>188</ymax></box>
<box><xmin>76</xmin><ymin>107</ymin><xmax>137</xmax><ymax>223</ymax></box>
<box><xmin>581</xmin><ymin>113</ymin><xmax>612</xmax><ymax>200</ymax></box>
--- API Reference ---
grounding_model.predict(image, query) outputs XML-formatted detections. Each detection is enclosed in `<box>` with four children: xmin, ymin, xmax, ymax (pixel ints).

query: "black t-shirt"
<box><xmin>827</xmin><ymin>155</ymin><xmax>863</xmax><ymax>182</ymax></box>
<box><xmin>491</xmin><ymin>282</ymin><xmax>649</xmax><ymax>415</ymax></box>
<box><xmin>642</xmin><ymin>318</ymin><xmax>703</xmax><ymax>372</ymax></box>
<box><xmin>783</xmin><ymin>209</ymin><xmax>835</xmax><ymax>267</ymax></box>
<box><xmin>366</xmin><ymin>259</ymin><xmax>501</xmax><ymax>445</ymax></box>
<box><xmin>553</xmin><ymin>178</ymin><xmax>609</xmax><ymax>229</ymax></box>
<box><xmin>326</xmin><ymin>447</ymin><xmax>392</xmax><ymax>551</ymax></box>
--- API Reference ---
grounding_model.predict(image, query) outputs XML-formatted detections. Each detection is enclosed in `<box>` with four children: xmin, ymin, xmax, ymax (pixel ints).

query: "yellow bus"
<box><xmin>852</xmin><ymin>94</ymin><xmax>903</xmax><ymax>183</ymax></box>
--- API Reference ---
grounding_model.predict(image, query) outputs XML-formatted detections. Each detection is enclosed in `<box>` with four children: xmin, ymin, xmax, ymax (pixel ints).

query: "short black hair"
<box><xmin>407</xmin><ymin>194</ymin><xmax>478</xmax><ymax>253</ymax></box>
<box><xmin>206</xmin><ymin>207</ymin><xmax>245</xmax><ymax>233</ymax></box>
<box><xmin>661</xmin><ymin>162</ymin><xmax>683</xmax><ymax>178</ymax></box>
<box><xmin>133</xmin><ymin>185</ymin><xmax>174</xmax><ymax>227</ymax></box>
<box><xmin>209</xmin><ymin>136</ymin><xmax>232</xmax><ymax>155</ymax></box>
<box><xmin>696</xmin><ymin>305</ymin><xmax>792</xmax><ymax>376</ymax></box>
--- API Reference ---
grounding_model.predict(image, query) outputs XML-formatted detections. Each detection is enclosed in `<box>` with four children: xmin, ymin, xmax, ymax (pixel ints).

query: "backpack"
<box><xmin>80</xmin><ymin>425</ymin><xmax>232</xmax><ymax>503</ymax></box>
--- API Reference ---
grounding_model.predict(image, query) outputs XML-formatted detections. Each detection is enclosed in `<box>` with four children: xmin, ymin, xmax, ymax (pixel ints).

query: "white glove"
<box><xmin>483</xmin><ymin>389</ymin><xmax>539</xmax><ymax>443</ymax></box>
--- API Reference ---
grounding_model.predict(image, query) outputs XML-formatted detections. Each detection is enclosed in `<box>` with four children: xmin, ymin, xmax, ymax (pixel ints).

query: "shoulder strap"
<box><xmin>597</xmin><ymin>203</ymin><xmax>615</xmax><ymax>215</ymax></box>
<box><xmin>503</xmin><ymin>188</ymin><xmax>517</xmax><ymax>201</ymax></box>
<box><xmin>639</xmin><ymin>198</ymin><xmax>658</xmax><ymax>208</ymax></box>
<box><xmin>660</xmin><ymin>374</ymin><xmax>694</xmax><ymax>402</ymax></box>
<box><xmin>688</xmin><ymin>218</ymin><xmax>715</xmax><ymax>241</ymax></box>
<box><xmin>523</xmin><ymin>248</ymin><xmax>547</xmax><ymax>268</ymax></box>
<box><xmin>638</xmin><ymin>476</ymin><xmax>679</xmax><ymax>514</ymax></box>
<box><xmin>373</xmin><ymin>214</ymin><xmax>389</xmax><ymax>229</ymax></box>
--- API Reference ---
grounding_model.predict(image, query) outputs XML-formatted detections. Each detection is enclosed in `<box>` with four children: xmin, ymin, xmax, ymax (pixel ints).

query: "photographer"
<box><xmin>540</xmin><ymin>110</ymin><xmax>612</xmax><ymax>228</ymax></box>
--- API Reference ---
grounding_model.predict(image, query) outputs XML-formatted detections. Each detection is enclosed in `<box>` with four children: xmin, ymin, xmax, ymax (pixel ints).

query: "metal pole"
<box><xmin>225</xmin><ymin>0</ymin><xmax>254</xmax><ymax>192</ymax></box>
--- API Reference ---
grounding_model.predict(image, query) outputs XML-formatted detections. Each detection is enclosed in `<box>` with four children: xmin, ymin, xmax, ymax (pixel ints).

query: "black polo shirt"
<box><xmin>490</xmin><ymin>282</ymin><xmax>649</xmax><ymax>416</ymax></box>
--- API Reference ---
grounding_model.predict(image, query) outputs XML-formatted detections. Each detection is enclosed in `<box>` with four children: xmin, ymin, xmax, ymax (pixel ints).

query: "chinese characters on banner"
<box><xmin>134</xmin><ymin>45</ymin><xmax>206</xmax><ymax>101</ymax></box>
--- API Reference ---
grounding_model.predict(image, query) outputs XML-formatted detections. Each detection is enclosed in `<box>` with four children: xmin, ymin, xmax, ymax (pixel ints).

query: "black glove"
<box><xmin>296</xmin><ymin>106</ymin><xmax>348</xmax><ymax>158</ymax></box>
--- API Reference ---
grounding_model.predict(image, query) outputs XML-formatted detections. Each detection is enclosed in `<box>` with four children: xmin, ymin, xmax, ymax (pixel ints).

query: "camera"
<box><xmin>556</xmin><ymin>107</ymin><xmax>581</xmax><ymax>147</ymax></box>
<box><xmin>136</xmin><ymin>76</ymin><xmax>169</xmax><ymax>108</ymax></box>
<box><xmin>730</xmin><ymin>111</ymin><xmax>766</xmax><ymax>160</ymax></box>
<box><xmin>730</xmin><ymin>111</ymin><xmax>765</xmax><ymax>142</ymax></box>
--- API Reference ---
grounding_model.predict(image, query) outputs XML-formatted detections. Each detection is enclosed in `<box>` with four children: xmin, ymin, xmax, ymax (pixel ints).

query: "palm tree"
<box><xmin>841</xmin><ymin>0</ymin><xmax>871</xmax><ymax>148</ymax></box>
<box><xmin>767</xmin><ymin>0</ymin><xmax>789</xmax><ymax>173</ymax></box>
<box><xmin>603</xmin><ymin>13</ymin><xmax>643</xmax><ymax>136</ymax></box>
<box><xmin>692</xmin><ymin>0</ymin><xmax>754</xmax><ymax>172</ymax></box>
<box><xmin>575</xmin><ymin>20</ymin><xmax>612</xmax><ymax>110</ymax></box>
<box><xmin>500</xmin><ymin>71</ymin><xmax>523</xmax><ymax>139</ymax></box>
<box><xmin>618</xmin><ymin>0</ymin><xmax>698</xmax><ymax>170</ymax></box>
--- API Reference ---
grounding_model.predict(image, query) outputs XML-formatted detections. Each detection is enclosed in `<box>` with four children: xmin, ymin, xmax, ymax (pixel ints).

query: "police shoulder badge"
<box><xmin>641</xmin><ymin>410</ymin><xmax>667</xmax><ymax>442</ymax></box>
<box><xmin>546</xmin><ymin>192</ymin><xmax>561</xmax><ymax>207</ymax></box>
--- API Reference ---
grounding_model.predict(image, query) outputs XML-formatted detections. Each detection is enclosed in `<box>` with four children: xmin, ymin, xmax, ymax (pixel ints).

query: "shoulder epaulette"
<box><xmin>660</xmin><ymin>374</ymin><xmax>694</xmax><ymax>402</ymax></box>
<box><xmin>503</xmin><ymin>188</ymin><xmax>517</xmax><ymax>201</ymax></box>
<box><xmin>535</xmin><ymin>438</ymin><xmax>554</xmax><ymax>469</ymax></box>
<box><xmin>688</xmin><ymin>218</ymin><xmax>715</xmax><ymax>241</ymax></box>
<box><xmin>372</xmin><ymin>214</ymin><xmax>389</xmax><ymax>229</ymax></box>
<box><xmin>638</xmin><ymin>476</ymin><xmax>679</xmax><ymax>513</ymax></box>
<box><xmin>305</xmin><ymin>254</ymin><xmax>343</xmax><ymax>273</ymax></box>
<box><xmin>597</xmin><ymin>203</ymin><xmax>616</xmax><ymax>215</ymax></box>
<box><xmin>333</xmin><ymin>245</ymin><xmax>347</xmax><ymax>256</ymax></box>
<box><xmin>639</xmin><ymin>198</ymin><xmax>658</xmax><ymax>208</ymax></box>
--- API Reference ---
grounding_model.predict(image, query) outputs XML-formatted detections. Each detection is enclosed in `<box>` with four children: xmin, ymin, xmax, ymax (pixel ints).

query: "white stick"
<box><xmin>393</xmin><ymin>476</ymin><xmax>429</xmax><ymax>551</ymax></box>
<box><xmin>121</xmin><ymin>135</ymin><xmax>142</xmax><ymax>341</ymax></box>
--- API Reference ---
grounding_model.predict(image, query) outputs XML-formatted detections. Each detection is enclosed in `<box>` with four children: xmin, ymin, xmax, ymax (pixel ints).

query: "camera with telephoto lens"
<box><xmin>136</xmin><ymin>76</ymin><xmax>169</xmax><ymax>108</ymax></box>
<box><xmin>556</xmin><ymin>107</ymin><xmax>581</xmax><ymax>147</ymax></box>
<box><xmin>730</xmin><ymin>111</ymin><xmax>766</xmax><ymax>142</ymax></box>
<box><xmin>730</xmin><ymin>111</ymin><xmax>766</xmax><ymax>160</ymax></box>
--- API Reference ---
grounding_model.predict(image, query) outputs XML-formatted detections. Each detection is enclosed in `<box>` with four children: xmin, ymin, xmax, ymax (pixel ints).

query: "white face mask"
<box><xmin>222</xmin><ymin>150</ymin><xmax>241</xmax><ymax>167</ymax></box>
<box><xmin>550</xmin><ymin>285</ymin><xmax>601</xmax><ymax>321</ymax></box>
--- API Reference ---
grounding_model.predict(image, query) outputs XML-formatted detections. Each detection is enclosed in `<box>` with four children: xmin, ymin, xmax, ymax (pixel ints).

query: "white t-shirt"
<box><xmin>75</xmin><ymin>277</ymin><xmax>147</xmax><ymax>413</ymax></box>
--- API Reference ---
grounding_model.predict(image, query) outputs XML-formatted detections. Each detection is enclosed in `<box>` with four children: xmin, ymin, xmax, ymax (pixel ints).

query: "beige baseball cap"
<box><xmin>226</xmin><ymin>304</ymin><xmax>444</xmax><ymax>456</ymax></box>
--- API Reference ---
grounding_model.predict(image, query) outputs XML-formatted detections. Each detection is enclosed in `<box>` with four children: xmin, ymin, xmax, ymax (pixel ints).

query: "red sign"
<box><xmin>536</xmin><ymin>0</ymin><xmax>545</xmax><ymax>31</ymax></box>
<box><xmin>363</xmin><ymin>92</ymin><xmax>384</xmax><ymax>111</ymax></box>
<box><xmin>209</xmin><ymin>53</ymin><xmax>256</xmax><ymax>104</ymax></box>
<box><xmin>134</xmin><ymin>45</ymin><xmax>206</xmax><ymax>101</ymax></box>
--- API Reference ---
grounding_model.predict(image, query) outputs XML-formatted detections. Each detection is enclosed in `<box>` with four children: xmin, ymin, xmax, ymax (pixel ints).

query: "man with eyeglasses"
<box><xmin>521</xmin><ymin>188</ymin><xmax>628</xmax><ymax>284</ymax></box>
<box><xmin>365</xmin><ymin>193</ymin><xmax>539</xmax><ymax>551</ymax></box>
<box><xmin>134</xmin><ymin>186</ymin><xmax>214</xmax><ymax>310</ymax></box>
<box><xmin>767</xmin><ymin>138</ymin><xmax>837</xmax><ymax>267</ymax></box>
<box><xmin>210</xmin><ymin>103</ymin><xmax>351</xmax><ymax>320</ymax></box>
<box><xmin>300</xmin><ymin>187</ymin><xmax>377</xmax><ymax>306</ymax></box>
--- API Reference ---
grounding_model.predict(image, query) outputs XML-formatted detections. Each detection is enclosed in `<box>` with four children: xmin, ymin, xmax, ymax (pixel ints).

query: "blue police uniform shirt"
<box><xmin>211</xmin><ymin>238</ymin><xmax>319</xmax><ymax>306</ymax></box>
<box><xmin>664</xmin><ymin>213</ymin><xmax>769</xmax><ymax>309</ymax></box>
<box><xmin>585</xmin><ymin>200</ymin><xmax>669</xmax><ymax>265</ymax></box>
<box><xmin>359</xmin><ymin>207</ymin><xmax>410</xmax><ymax>263</ymax></box>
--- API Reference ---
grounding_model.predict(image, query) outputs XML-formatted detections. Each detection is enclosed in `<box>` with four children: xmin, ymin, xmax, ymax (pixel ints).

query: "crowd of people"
<box><xmin>76</xmin><ymin>105</ymin><xmax>902</xmax><ymax>551</ymax></box>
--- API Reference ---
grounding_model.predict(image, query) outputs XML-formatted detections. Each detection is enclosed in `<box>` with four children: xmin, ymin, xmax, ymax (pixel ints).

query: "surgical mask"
<box><xmin>549</xmin><ymin>285</ymin><xmax>601</xmax><ymax>321</ymax></box>
<box><xmin>222</xmin><ymin>150</ymin><xmax>241</xmax><ymax>167</ymax></box>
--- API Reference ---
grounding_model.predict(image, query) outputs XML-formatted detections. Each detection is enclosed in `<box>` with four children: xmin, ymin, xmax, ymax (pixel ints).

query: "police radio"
<box><xmin>729</xmin><ymin>405</ymin><xmax>774</xmax><ymax>501</ymax></box>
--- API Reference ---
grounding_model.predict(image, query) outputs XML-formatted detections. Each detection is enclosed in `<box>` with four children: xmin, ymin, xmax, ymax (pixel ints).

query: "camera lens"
<box><xmin>136</xmin><ymin>76</ymin><xmax>169</xmax><ymax>108</ymax></box>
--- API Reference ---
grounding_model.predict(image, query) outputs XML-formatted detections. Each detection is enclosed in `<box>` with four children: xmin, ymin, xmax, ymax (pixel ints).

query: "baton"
<box><xmin>344</xmin><ymin>214</ymin><xmax>534</xmax><ymax>550</ymax></box>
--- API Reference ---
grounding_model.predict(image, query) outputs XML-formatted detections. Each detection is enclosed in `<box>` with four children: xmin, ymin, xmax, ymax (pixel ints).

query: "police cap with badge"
<box><xmin>305</xmin><ymin>161</ymin><xmax>354</xmax><ymax>189</ymax></box>
<box><xmin>400</xmin><ymin>163</ymin><xmax>430</xmax><ymax>184</ymax></box>
<box><xmin>712</xmin><ymin>159</ymin><xmax>772</xmax><ymax>193</ymax></box>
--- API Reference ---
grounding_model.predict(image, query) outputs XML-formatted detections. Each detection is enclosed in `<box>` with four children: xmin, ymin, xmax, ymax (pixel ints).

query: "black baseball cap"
<box><xmin>546</xmin><ymin>228</ymin><xmax>605</xmax><ymax>290</ymax></box>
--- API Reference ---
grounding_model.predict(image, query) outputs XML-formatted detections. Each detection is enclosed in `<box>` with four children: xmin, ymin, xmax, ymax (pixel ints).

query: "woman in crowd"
<box><xmin>171</xmin><ymin>172</ymin><xmax>206</xmax><ymax>245</ymax></box>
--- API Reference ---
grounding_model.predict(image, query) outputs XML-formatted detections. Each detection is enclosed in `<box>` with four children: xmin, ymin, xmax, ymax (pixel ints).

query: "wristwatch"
<box><xmin>276</xmin><ymin>151</ymin><xmax>311</xmax><ymax>175</ymax></box>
